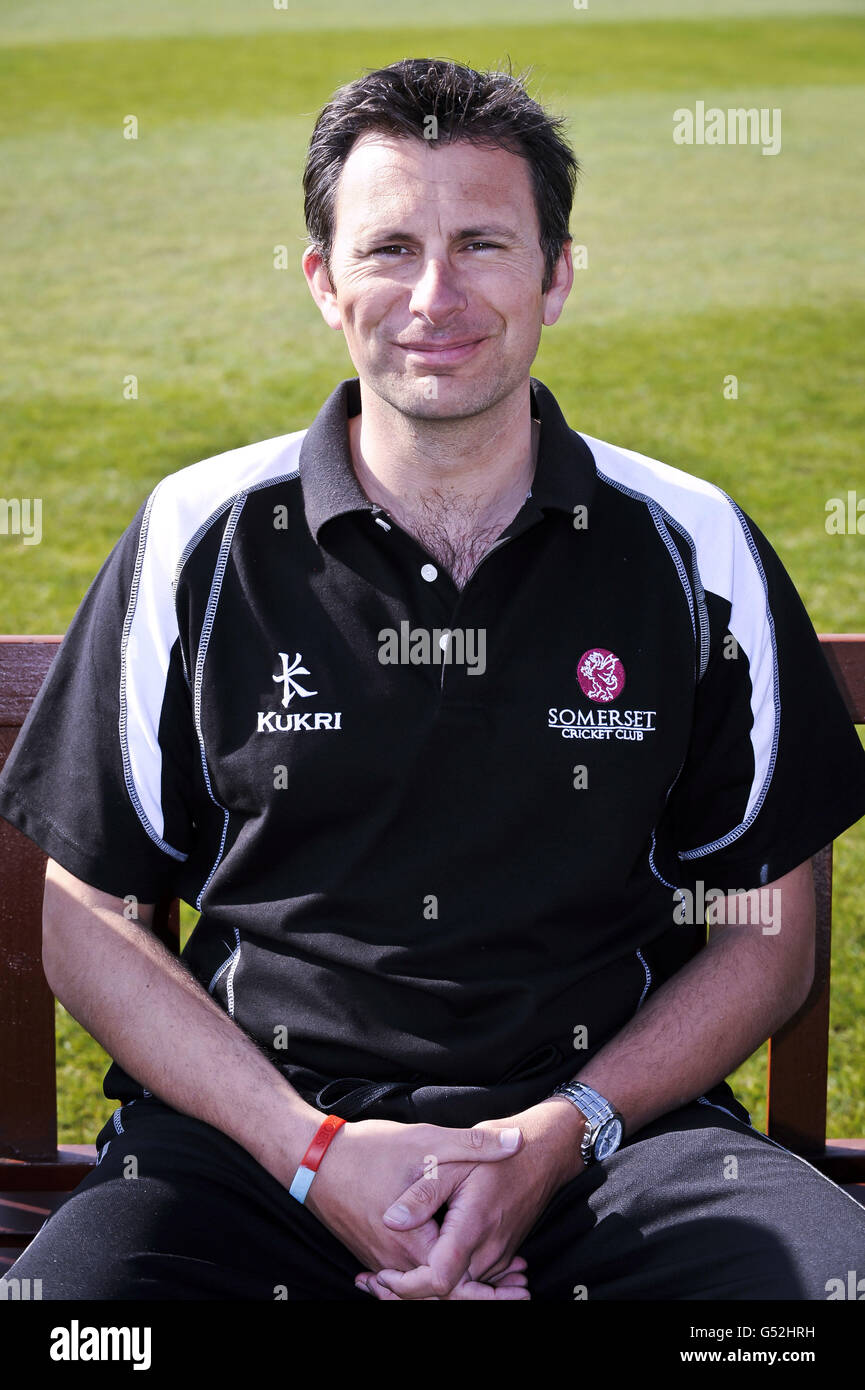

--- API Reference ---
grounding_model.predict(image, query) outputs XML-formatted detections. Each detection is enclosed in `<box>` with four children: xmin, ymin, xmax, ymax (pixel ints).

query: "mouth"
<box><xmin>395</xmin><ymin>337</ymin><xmax>487</xmax><ymax>366</ymax></box>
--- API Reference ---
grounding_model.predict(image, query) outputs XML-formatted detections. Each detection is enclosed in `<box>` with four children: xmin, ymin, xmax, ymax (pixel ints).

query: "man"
<box><xmin>1</xmin><ymin>58</ymin><xmax>864</xmax><ymax>1302</ymax></box>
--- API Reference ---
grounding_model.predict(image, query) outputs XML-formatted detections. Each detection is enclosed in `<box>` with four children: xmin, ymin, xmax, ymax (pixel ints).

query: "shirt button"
<box><xmin>421</xmin><ymin>563</ymin><xmax>438</xmax><ymax>582</ymax></box>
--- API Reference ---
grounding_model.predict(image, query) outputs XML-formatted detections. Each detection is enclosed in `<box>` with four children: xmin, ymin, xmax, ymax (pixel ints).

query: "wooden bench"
<box><xmin>2</xmin><ymin>632</ymin><xmax>865</xmax><ymax>1268</ymax></box>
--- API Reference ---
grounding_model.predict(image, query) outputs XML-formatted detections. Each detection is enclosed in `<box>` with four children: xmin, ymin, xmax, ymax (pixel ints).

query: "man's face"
<box><xmin>303</xmin><ymin>132</ymin><xmax>572</xmax><ymax>421</ymax></box>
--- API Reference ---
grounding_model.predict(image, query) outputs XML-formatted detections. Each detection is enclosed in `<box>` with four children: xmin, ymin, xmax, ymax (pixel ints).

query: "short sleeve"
<box><xmin>0</xmin><ymin>495</ymin><xmax>197</xmax><ymax>902</ymax></box>
<box><xmin>659</xmin><ymin>504</ymin><xmax>865</xmax><ymax>891</ymax></box>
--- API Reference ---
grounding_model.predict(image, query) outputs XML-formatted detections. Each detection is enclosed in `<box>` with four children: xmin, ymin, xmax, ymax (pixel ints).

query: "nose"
<box><xmin>408</xmin><ymin>255</ymin><xmax>467</xmax><ymax>323</ymax></box>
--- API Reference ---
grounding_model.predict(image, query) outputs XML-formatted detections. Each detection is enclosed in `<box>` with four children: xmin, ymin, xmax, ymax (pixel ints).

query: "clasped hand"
<box><xmin>303</xmin><ymin>1103</ymin><xmax>581</xmax><ymax>1301</ymax></box>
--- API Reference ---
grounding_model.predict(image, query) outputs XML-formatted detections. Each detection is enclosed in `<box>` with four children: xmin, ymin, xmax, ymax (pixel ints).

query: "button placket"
<box><xmin>366</xmin><ymin>503</ymin><xmax>547</xmax><ymax>698</ymax></box>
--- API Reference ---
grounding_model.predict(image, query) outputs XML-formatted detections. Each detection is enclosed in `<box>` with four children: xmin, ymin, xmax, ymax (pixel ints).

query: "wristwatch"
<box><xmin>547</xmin><ymin>1081</ymin><xmax>625</xmax><ymax>1165</ymax></box>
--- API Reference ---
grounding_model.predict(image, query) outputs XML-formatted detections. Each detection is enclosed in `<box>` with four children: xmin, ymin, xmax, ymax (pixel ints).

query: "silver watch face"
<box><xmin>594</xmin><ymin>1117</ymin><xmax>623</xmax><ymax>1161</ymax></box>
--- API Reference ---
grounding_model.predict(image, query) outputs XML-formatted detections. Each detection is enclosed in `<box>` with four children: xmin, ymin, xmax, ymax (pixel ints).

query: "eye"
<box><xmin>370</xmin><ymin>245</ymin><xmax>410</xmax><ymax>257</ymax></box>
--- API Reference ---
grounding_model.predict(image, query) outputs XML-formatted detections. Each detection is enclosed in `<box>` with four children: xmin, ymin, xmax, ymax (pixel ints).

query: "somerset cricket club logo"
<box><xmin>577</xmin><ymin>648</ymin><xmax>626</xmax><ymax>703</ymax></box>
<box><xmin>548</xmin><ymin>647</ymin><xmax>655</xmax><ymax>741</ymax></box>
<box><xmin>256</xmin><ymin>652</ymin><xmax>342</xmax><ymax>733</ymax></box>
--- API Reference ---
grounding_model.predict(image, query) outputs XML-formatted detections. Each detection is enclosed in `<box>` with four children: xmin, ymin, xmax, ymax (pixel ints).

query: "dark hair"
<box><xmin>303</xmin><ymin>58</ymin><xmax>580</xmax><ymax>293</ymax></box>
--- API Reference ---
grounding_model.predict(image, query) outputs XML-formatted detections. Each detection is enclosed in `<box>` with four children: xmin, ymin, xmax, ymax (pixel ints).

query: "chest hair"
<box><xmin>400</xmin><ymin>490</ymin><xmax>510</xmax><ymax>590</ymax></box>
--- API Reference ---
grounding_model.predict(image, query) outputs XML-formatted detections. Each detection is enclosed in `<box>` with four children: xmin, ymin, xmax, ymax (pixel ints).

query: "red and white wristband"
<box><xmin>289</xmin><ymin>1114</ymin><xmax>346</xmax><ymax>1204</ymax></box>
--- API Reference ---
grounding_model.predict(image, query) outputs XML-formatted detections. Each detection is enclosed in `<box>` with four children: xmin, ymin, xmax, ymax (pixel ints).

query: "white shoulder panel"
<box><xmin>120</xmin><ymin>430</ymin><xmax>305</xmax><ymax>852</ymax></box>
<box><xmin>579</xmin><ymin>432</ymin><xmax>779</xmax><ymax>852</ymax></box>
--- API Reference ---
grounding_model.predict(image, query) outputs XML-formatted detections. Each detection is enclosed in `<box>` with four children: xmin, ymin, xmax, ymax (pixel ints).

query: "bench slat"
<box><xmin>0</xmin><ymin>637</ymin><xmax>60</xmax><ymax>726</ymax></box>
<box><xmin>766</xmin><ymin>844</ymin><xmax>832</xmax><ymax>1153</ymax></box>
<box><xmin>0</xmin><ymin>722</ymin><xmax>58</xmax><ymax>1161</ymax></box>
<box><xmin>820</xmin><ymin>634</ymin><xmax>865</xmax><ymax>722</ymax></box>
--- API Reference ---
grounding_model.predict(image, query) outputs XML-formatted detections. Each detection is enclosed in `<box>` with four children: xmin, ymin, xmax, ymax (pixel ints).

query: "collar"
<box><xmin>298</xmin><ymin>375</ymin><xmax>597</xmax><ymax>542</ymax></box>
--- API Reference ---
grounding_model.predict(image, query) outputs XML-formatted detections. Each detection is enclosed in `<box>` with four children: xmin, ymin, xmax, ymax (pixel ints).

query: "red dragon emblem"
<box><xmin>577</xmin><ymin>648</ymin><xmax>626</xmax><ymax>703</ymax></box>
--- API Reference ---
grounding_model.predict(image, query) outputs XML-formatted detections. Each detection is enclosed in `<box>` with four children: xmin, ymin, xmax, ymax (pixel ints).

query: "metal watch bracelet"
<box><xmin>546</xmin><ymin>1080</ymin><xmax>625</xmax><ymax>1165</ymax></box>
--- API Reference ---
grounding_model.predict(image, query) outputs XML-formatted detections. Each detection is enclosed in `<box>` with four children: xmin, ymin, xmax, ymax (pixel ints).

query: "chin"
<box><xmin>378</xmin><ymin>371</ymin><xmax>515</xmax><ymax>422</ymax></box>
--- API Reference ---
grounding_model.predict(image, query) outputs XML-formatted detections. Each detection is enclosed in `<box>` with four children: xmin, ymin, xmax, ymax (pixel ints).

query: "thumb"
<box><xmin>424</xmin><ymin>1123</ymin><xmax>523</xmax><ymax>1167</ymax></box>
<box><xmin>382</xmin><ymin>1171</ymin><xmax>454</xmax><ymax>1231</ymax></box>
<box><xmin>382</xmin><ymin>1126</ymin><xmax>522</xmax><ymax>1229</ymax></box>
<box><xmin>465</xmin><ymin>1123</ymin><xmax>524</xmax><ymax>1160</ymax></box>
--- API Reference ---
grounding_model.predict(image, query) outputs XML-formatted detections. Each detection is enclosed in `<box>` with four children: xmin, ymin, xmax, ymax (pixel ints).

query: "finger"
<box><xmin>474</xmin><ymin>1252</ymin><xmax>528</xmax><ymax>1284</ymax></box>
<box><xmin>355</xmin><ymin>1273</ymin><xmax>407</xmax><ymax>1301</ymax></box>
<box><xmin>436</xmin><ymin>1275</ymin><xmax>531</xmax><ymax>1301</ymax></box>
<box><xmin>380</xmin><ymin>1126</ymin><xmax>522</xmax><ymax>1235</ymax></box>
<box><xmin>376</xmin><ymin>1192</ymin><xmax>486</xmax><ymax>1299</ymax></box>
<box><xmin>338</xmin><ymin>1212</ymin><xmax>443</xmax><ymax>1272</ymax></box>
<box><xmin>356</xmin><ymin>1271</ymin><xmax>443</xmax><ymax>1301</ymax></box>
<box><xmin>360</xmin><ymin>1253</ymin><xmax>528</xmax><ymax>1296</ymax></box>
<box><xmin>384</xmin><ymin>1173</ymin><xmax>517</xmax><ymax>1297</ymax></box>
<box><xmin>422</xmin><ymin>1123</ymin><xmax>523</xmax><ymax>1167</ymax></box>
<box><xmin>419</xmin><ymin>1180</ymin><xmax>494</xmax><ymax>1292</ymax></box>
<box><xmin>383</xmin><ymin>1170</ymin><xmax>461</xmax><ymax>1232</ymax></box>
<box><xmin>373</xmin><ymin>1263</ymin><xmax>448</xmax><ymax>1300</ymax></box>
<box><xmin>369</xmin><ymin>1268</ymin><xmax>530</xmax><ymax>1301</ymax></box>
<box><xmin>487</xmin><ymin>1269</ymin><xmax>529</xmax><ymax>1288</ymax></box>
<box><xmin>466</xmin><ymin>1282</ymin><xmax>530</xmax><ymax>1300</ymax></box>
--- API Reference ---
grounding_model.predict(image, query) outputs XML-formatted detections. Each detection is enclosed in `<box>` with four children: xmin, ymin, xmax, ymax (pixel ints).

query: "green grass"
<box><xmin>1</xmin><ymin>1</ymin><xmax>862</xmax><ymax>1142</ymax></box>
<box><xmin>2</xmin><ymin>0</ymin><xmax>862</xmax><ymax>44</ymax></box>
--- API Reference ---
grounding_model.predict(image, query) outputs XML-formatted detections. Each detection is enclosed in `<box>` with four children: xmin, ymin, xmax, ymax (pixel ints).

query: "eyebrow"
<box><xmin>355</xmin><ymin>223</ymin><xmax>520</xmax><ymax>245</ymax></box>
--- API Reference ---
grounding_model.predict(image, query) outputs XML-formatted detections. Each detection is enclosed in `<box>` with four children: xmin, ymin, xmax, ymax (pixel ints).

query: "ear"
<box><xmin>302</xmin><ymin>246</ymin><xmax>343</xmax><ymax>332</ymax></box>
<box><xmin>542</xmin><ymin>239</ymin><xmax>574</xmax><ymax>328</ymax></box>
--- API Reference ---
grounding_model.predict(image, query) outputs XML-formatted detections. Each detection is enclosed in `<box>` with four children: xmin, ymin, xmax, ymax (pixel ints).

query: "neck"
<box><xmin>348</xmin><ymin>380</ymin><xmax>539</xmax><ymax>589</ymax></box>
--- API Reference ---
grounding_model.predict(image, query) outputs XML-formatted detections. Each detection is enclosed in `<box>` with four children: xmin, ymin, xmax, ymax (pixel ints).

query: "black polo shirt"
<box><xmin>1</xmin><ymin>376</ymin><xmax>863</xmax><ymax>1109</ymax></box>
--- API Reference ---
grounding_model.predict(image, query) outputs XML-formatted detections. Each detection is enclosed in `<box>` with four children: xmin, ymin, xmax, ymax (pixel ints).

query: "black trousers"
<box><xmin>4</xmin><ymin>1092</ymin><xmax>864</xmax><ymax>1300</ymax></box>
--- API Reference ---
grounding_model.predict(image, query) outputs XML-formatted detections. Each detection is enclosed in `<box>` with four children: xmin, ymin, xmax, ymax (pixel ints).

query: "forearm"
<box><xmin>568</xmin><ymin>931</ymin><xmax>806</xmax><ymax>1136</ymax></box>
<box><xmin>528</xmin><ymin>862</ymin><xmax>816</xmax><ymax>1184</ymax></box>
<box><xmin>558</xmin><ymin>869</ymin><xmax>814</xmax><ymax>1149</ymax></box>
<box><xmin>42</xmin><ymin>865</ymin><xmax>321</xmax><ymax>1187</ymax></box>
